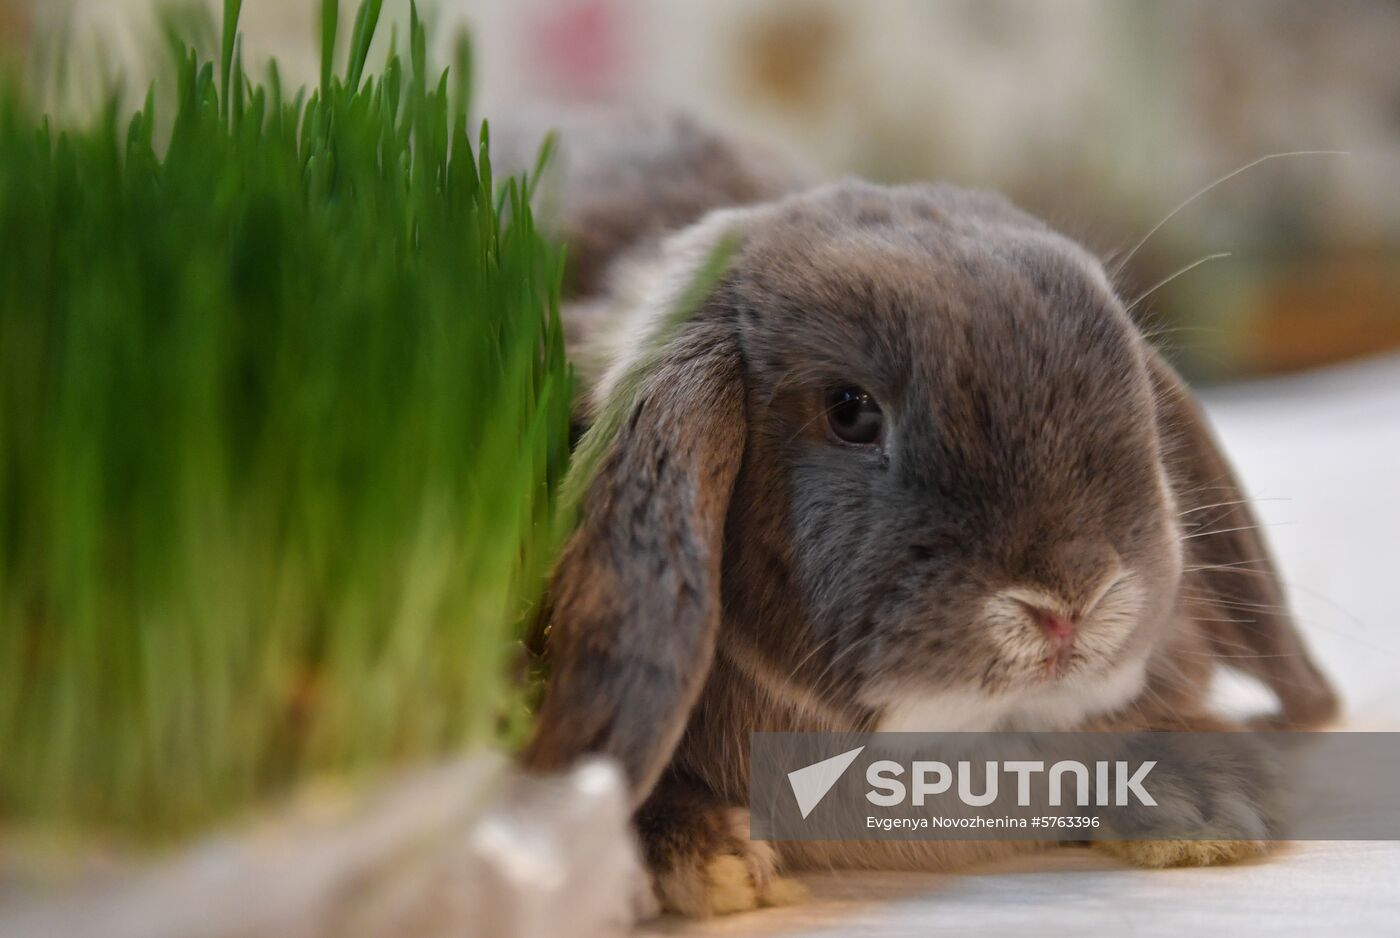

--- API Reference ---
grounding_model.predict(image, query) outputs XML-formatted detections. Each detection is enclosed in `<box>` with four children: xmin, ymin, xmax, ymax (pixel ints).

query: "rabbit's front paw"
<box><xmin>1093</xmin><ymin>734</ymin><xmax>1278</xmax><ymax>868</ymax></box>
<box><xmin>1095</xmin><ymin>837</ymin><xmax>1269</xmax><ymax>868</ymax></box>
<box><xmin>640</xmin><ymin>805</ymin><xmax>807</xmax><ymax>917</ymax></box>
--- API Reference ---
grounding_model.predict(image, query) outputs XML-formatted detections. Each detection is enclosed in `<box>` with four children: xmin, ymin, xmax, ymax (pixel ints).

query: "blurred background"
<box><xmin>5</xmin><ymin>0</ymin><xmax>1397</xmax><ymax>382</ymax></box>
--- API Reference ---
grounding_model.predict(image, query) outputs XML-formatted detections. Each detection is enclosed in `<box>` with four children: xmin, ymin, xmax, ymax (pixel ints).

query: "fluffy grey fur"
<box><xmin>520</xmin><ymin>117</ymin><xmax>1337</xmax><ymax>916</ymax></box>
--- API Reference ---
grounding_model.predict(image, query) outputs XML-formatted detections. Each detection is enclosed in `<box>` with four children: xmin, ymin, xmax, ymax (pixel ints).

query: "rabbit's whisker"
<box><xmin>1179</xmin><ymin>497</ymin><xmax>1287</xmax><ymax>515</ymax></box>
<box><xmin>1180</xmin><ymin>521</ymin><xmax>1291</xmax><ymax>540</ymax></box>
<box><xmin>1126</xmin><ymin>252</ymin><xmax>1232</xmax><ymax>313</ymax></box>
<box><xmin>1111</xmin><ymin>149</ymin><xmax>1350</xmax><ymax>277</ymax></box>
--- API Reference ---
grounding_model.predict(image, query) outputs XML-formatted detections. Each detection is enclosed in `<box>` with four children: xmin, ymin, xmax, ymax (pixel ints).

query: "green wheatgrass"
<box><xmin>0</xmin><ymin>0</ymin><xmax>571</xmax><ymax>839</ymax></box>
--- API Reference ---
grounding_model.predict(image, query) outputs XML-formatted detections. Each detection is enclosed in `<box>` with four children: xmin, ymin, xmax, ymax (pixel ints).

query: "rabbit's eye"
<box><xmin>825</xmin><ymin>386</ymin><xmax>883</xmax><ymax>445</ymax></box>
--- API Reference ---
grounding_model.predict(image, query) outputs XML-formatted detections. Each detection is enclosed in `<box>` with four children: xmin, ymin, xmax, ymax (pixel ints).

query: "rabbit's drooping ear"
<box><xmin>1148</xmin><ymin>352</ymin><xmax>1338</xmax><ymax>728</ymax></box>
<box><xmin>523</xmin><ymin>309</ymin><xmax>746</xmax><ymax>804</ymax></box>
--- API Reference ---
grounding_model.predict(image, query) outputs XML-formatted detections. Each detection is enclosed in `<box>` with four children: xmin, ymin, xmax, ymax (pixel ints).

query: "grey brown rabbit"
<box><xmin>516</xmin><ymin>113</ymin><xmax>1339</xmax><ymax>916</ymax></box>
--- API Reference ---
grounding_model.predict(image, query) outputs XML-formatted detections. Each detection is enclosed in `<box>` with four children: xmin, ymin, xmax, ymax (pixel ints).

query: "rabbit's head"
<box><xmin>527</xmin><ymin>180</ymin><xmax>1336</xmax><ymax>801</ymax></box>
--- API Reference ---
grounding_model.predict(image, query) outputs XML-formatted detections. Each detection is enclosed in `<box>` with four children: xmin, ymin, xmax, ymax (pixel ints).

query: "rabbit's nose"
<box><xmin>1020</xmin><ymin>602</ymin><xmax>1077</xmax><ymax>644</ymax></box>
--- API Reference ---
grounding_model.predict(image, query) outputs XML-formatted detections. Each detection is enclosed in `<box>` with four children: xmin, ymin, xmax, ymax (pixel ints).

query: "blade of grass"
<box><xmin>319</xmin><ymin>0</ymin><xmax>338</xmax><ymax>97</ymax></box>
<box><xmin>345</xmin><ymin>0</ymin><xmax>384</xmax><ymax>93</ymax></box>
<box><xmin>220</xmin><ymin>0</ymin><xmax>243</xmax><ymax>122</ymax></box>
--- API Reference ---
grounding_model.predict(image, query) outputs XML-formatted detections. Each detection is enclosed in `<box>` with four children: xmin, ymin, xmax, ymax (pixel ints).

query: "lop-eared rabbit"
<box><xmin>512</xmin><ymin>112</ymin><xmax>1337</xmax><ymax>916</ymax></box>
